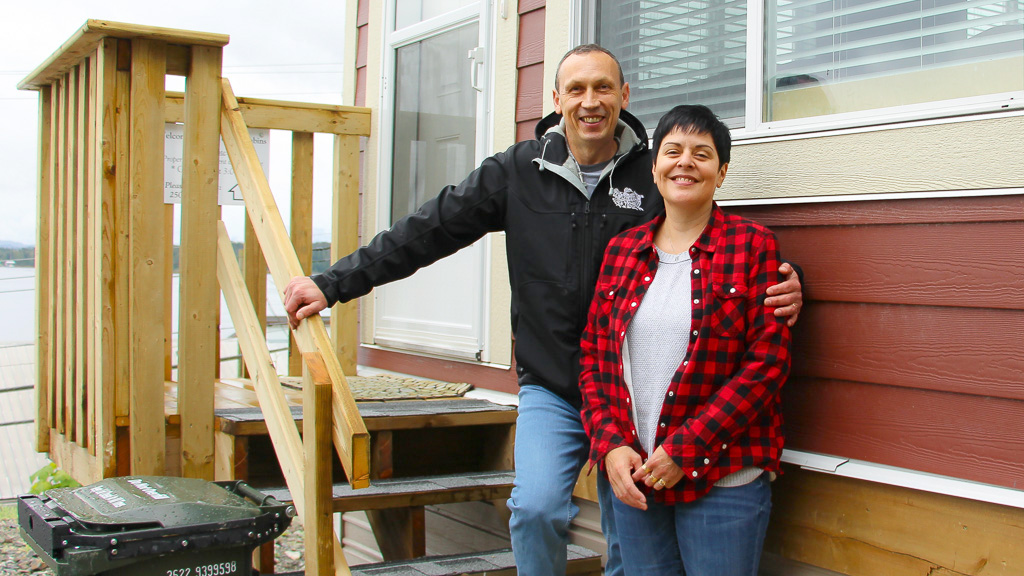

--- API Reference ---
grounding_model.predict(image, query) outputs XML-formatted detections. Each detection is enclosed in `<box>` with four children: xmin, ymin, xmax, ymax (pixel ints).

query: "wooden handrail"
<box><xmin>217</xmin><ymin>222</ymin><xmax>350</xmax><ymax>575</ymax></box>
<box><xmin>218</xmin><ymin>77</ymin><xmax>370</xmax><ymax>489</ymax></box>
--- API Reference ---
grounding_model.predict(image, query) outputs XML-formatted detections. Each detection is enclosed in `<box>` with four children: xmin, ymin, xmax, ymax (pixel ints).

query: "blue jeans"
<box><xmin>507</xmin><ymin>384</ymin><xmax>623</xmax><ymax>576</ymax></box>
<box><xmin>610</xmin><ymin>473</ymin><xmax>772</xmax><ymax>576</ymax></box>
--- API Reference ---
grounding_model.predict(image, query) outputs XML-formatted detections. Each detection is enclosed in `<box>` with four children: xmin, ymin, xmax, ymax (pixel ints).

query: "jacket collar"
<box><xmin>531</xmin><ymin>109</ymin><xmax>649</xmax><ymax>197</ymax></box>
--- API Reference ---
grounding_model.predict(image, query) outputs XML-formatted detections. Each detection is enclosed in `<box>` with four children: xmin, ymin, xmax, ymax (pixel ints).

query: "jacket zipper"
<box><xmin>579</xmin><ymin>200</ymin><xmax>592</xmax><ymax>328</ymax></box>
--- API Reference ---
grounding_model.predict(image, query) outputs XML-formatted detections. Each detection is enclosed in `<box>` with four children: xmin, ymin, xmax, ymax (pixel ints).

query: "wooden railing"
<box><xmin>23</xmin><ymin>20</ymin><xmax>373</xmax><ymax>575</ymax></box>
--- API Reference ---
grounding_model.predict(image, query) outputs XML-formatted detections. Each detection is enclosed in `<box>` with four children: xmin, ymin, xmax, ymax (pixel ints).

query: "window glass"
<box><xmin>596</xmin><ymin>0</ymin><xmax>749</xmax><ymax>129</ymax></box>
<box><xmin>766</xmin><ymin>0</ymin><xmax>1024</xmax><ymax>121</ymax></box>
<box><xmin>593</xmin><ymin>0</ymin><xmax>1023</xmax><ymax>130</ymax></box>
<box><xmin>395</xmin><ymin>0</ymin><xmax>475</xmax><ymax>30</ymax></box>
<box><xmin>390</xmin><ymin>23</ymin><xmax>479</xmax><ymax>223</ymax></box>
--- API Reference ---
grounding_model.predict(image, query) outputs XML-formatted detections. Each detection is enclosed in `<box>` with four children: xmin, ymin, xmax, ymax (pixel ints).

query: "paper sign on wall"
<box><xmin>163</xmin><ymin>123</ymin><xmax>270</xmax><ymax>205</ymax></box>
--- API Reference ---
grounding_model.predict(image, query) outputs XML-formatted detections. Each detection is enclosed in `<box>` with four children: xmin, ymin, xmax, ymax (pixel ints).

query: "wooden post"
<box><xmin>113</xmin><ymin>39</ymin><xmax>132</xmax><ymax>437</ymax></box>
<box><xmin>331</xmin><ymin>134</ymin><xmax>360</xmax><ymax>375</ymax></box>
<box><xmin>75</xmin><ymin>59</ymin><xmax>89</xmax><ymax>450</ymax></box>
<box><xmin>63</xmin><ymin>69</ymin><xmax>77</xmax><ymax>439</ymax></box>
<box><xmin>241</xmin><ymin>214</ymin><xmax>266</xmax><ymax>378</ymax></box>
<box><xmin>53</xmin><ymin>76</ymin><xmax>66</xmax><ymax>439</ymax></box>
<box><xmin>35</xmin><ymin>85</ymin><xmax>53</xmax><ymax>453</ymax></box>
<box><xmin>290</xmin><ymin>131</ymin><xmax>314</xmax><ymax>378</ymax></box>
<box><xmin>178</xmin><ymin>44</ymin><xmax>223</xmax><ymax>480</ymax></box>
<box><xmin>94</xmin><ymin>37</ymin><xmax>120</xmax><ymax>479</ymax></box>
<box><xmin>219</xmin><ymin>78</ymin><xmax>370</xmax><ymax>488</ymax></box>
<box><xmin>128</xmin><ymin>38</ymin><xmax>167</xmax><ymax>475</ymax></box>
<box><xmin>217</xmin><ymin>222</ymin><xmax>351</xmax><ymax>575</ymax></box>
<box><xmin>304</xmin><ymin>353</ymin><xmax>336</xmax><ymax>576</ymax></box>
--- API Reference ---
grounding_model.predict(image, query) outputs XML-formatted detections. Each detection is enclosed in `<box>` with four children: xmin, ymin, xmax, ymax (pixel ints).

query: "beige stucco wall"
<box><xmin>723</xmin><ymin>113</ymin><xmax>1024</xmax><ymax>201</ymax></box>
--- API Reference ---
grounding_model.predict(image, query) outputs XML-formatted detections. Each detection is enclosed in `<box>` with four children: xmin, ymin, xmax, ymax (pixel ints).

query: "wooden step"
<box><xmin>259</xmin><ymin>470</ymin><xmax>515</xmax><ymax>513</ymax></box>
<box><xmin>275</xmin><ymin>544</ymin><xmax>604</xmax><ymax>576</ymax></box>
<box><xmin>216</xmin><ymin>398</ymin><xmax>518</xmax><ymax>436</ymax></box>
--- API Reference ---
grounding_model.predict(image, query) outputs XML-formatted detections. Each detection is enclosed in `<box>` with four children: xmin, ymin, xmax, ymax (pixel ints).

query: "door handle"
<box><xmin>468</xmin><ymin>47</ymin><xmax>485</xmax><ymax>92</ymax></box>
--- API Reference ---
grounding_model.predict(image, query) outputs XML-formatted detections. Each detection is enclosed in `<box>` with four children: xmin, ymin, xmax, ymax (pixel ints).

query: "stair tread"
<box><xmin>261</xmin><ymin>470</ymin><xmax>515</xmax><ymax>512</ymax></box>
<box><xmin>275</xmin><ymin>544</ymin><xmax>602</xmax><ymax>576</ymax></box>
<box><xmin>217</xmin><ymin>398</ymin><xmax>517</xmax><ymax>435</ymax></box>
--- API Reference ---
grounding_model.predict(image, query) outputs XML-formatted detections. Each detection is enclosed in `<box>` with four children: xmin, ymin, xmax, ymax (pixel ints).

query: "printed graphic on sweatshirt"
<box><xmin>610</xmin><ymin>187</ymin><xmax>645</xmax><ymax>211</ymax></box>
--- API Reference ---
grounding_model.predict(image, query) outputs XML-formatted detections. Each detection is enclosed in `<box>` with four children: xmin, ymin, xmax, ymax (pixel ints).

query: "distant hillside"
<box><xmin>172</xmin><ymin>241</ymin><xmax>334</xmax><ymax>273</ymax></box>
<box><xmin>0</xmin><ymin>246</ymin><xmax>34</xmax><ymax>266</ymax></box>
<box><xmin>0</xmin><ymin>240</ymin><xmax>30</xmax><ymax>249</ymax></box>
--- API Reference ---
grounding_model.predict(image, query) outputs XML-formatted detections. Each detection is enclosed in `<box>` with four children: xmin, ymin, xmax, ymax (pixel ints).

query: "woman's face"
<box><xmin>652</xmin><ymin>127</ymin><xmax>728</xmax><ymax>212</ymax></box>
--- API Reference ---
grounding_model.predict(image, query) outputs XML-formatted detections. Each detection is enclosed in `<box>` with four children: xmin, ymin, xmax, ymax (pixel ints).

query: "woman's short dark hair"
<box><xmin>651</xmin><ymin>105</ymin><xmax>732</xmax><ymax>166</ymax></box>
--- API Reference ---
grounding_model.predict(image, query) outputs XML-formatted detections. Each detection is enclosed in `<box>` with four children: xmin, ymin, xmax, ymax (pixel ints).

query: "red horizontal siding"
<box><xmin>516</xmin><ymin>63</ymin><xmax>544</xmax><ymax>123</ymax></box>
<box><xmin>518</xmin><ymin>0</ymin><xmax>546</xmax><ymax>13</ymax></box>
<box><xmin>731</xmin><ymin>194</ymin><xmax>1024</xmax><ymax>489</ymax></box>
<box><xmin>792</xmin><ymin>302</ymin><xmax>1024</xmax><ymax>400</ymax></box>
<box><xmin>783</xmin><ymin>377</ymin><xmax>1024</xmax><ymax>489</ymax></box>
<box><xmin>517</xmin><ymin>10</ymin><xmax>545</xmax><ymax>68</ymax></box>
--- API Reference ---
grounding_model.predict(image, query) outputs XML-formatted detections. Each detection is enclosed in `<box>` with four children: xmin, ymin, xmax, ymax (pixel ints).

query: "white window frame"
<box><xmin>584</xmin><ymin>0</ymin><xmax>1024</xmax><ymax>140</ymax></box>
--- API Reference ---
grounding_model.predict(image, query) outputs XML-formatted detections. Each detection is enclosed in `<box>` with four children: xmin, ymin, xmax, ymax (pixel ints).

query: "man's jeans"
<box><xmin>610</xmin><ymin>473</ymin><xmax>772</xmax><ymax>576</ymax></box>
<box><xmin>507</xmin><ymin>384</ymin><xmax>623</xmax><ymax>576</ymax></box>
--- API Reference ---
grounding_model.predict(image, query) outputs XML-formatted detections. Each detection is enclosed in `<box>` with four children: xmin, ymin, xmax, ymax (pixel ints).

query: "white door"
<box><xmin>374</xmin><ymin>1</ymin><xmax>492</xmax><ymax>361</ymax></box>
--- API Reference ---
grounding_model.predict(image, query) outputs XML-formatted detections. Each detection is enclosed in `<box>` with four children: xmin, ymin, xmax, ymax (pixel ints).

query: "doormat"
<box><xmin>280</xmin><ymin>373</ymin><xmax>473</xmax><ymax>401</ymax></box>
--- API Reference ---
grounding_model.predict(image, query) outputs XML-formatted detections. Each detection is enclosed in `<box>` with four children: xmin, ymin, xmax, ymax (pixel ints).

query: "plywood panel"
<box><xmin>517</xmin><ymin>9</ymin><xmax>545</xmax><ymax>68</ymax></box>
<box><xmin>792</xmin><ymin>303</ymin><xmax>1024</xmax><ymax>401</ymax></box>
<box><xmin>766</xmin><ymin>467</ymin><xmax>1024</xmax><ymax>575</ymax></box>
<box><xmin>783</xmin><ymin>377</ymin><xmax>1024</xmax><ymax>489</ymax></box>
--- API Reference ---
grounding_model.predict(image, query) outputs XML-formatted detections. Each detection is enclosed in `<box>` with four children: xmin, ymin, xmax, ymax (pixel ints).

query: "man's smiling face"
<box><xmin>553</xmin><ymin>51</ymin><xmax>630</xmax><ymax>165</ymax></box>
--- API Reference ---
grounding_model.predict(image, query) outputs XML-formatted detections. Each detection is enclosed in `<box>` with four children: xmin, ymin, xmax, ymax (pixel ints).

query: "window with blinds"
<box><xmin>596</xmin><ymin>0</ymin><xmax>749</xmax><ymax>129</ymax></box>
<box><xmin>767</xmin><ymin>0</ymin><xmax>1024</xmax><ymax>120</ymax></box>
<box><xmin>594</xmin><ymin>0</ymin><xmax>1023</xmax><ymax>129</ymax></box>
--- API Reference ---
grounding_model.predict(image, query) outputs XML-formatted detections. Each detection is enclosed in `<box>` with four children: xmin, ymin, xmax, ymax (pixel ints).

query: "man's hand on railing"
<box><xmin>284</xmin><ymin>276</ymin><xmax>329</xmax><ymax>329</ymax></box>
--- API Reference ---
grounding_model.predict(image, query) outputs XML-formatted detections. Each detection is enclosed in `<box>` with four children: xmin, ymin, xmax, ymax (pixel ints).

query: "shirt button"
<box><xmin>691</xmin><ymin>471</ymin><xmax>698</xmax><ymax>478</ymax></box>
<box><xmin>667</xmin><ymin>391</ymin><xmax>674</xmax><ymax>397</ymax></box>
<box><xmin>729</xmin><ymin>287</ymin><xmax>737</xmax><ymax>294</ymax></box>
<box><xmin>626</xmin><ymin>397</ymin><xmax>630</xmax><ymax>403</ymax></box>
<box><xmin>608</xmin><ymin>290</ymin><xmax>615</xmax><ymax>296</ymax></box>
<box><xmin>692</xmin><ymin>330</ymin><xmax>698</xmax><ymax>336</ymax></box>
<box><xmin>722</xmin><ymin>443</ymin><xmax>728</xmax><ymax>450</ymax></box>
<box><xmin>703</xmin><ymin>458</ymin><xmax>710</xmax><ymax>465</ymax></box>
<box><xmin>660</xmin><ymin>423</ymin><xmax>666</xmax><ymax>428</ymax></box>
<box><xmin>643</xmin><ymin>276</ymin><xmax>651</xmax><ymax>282</ymax></box>
<box><xmin>693</xmin><ymin>299</ymin><xmax>699</xmax><ymax>304</ymax></box>
<box><xmin>683</xmin><ymin>360</ymin><xmax>689</xmax><ymax>366</ymax></box>
<box><xmin>693</xmin><ymin>269</ymin><xmax>700</xmax><ymax>275</ymax></box>
<box><xmin>631</xmin><ymin>301</ymin><xmax>638</xmax><ymax>308</ymax></box>
<box><xmin>690</xmin><ymin>247</ymin><xmax>696</xmax><ymax>253</ymax></box>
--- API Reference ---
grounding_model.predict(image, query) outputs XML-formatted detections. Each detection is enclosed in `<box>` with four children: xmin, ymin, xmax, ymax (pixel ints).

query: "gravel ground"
<box><xmin>1</xmin><ymin>514</ymin><xmax>306</xmax><ymax>574</ymax></box>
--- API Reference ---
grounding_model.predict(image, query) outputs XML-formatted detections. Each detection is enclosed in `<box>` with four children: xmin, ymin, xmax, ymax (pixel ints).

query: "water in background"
<box><xmin>0</xmin><ymin>267</ymin><xmax>35</xmax><ymax>345</ymax></box>
<box><xmin>0</xmin><ymin>267</ymin><xmax>293</xmax><ymax>367</ymax></box>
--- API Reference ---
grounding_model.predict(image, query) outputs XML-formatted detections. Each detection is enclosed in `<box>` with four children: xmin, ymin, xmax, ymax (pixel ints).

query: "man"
<box><xmin>284</xmin><ymin>45</ymin><xmax>802</xmax><ymax>575</ymax></box>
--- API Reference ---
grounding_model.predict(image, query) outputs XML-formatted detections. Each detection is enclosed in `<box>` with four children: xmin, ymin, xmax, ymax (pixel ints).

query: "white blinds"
<box><xmin>768</xmin><ymin>0</ymin><xmax>1024</xmax><ymax>88</ymax></box>
<box><xmin>596</xmin><ymin>0</ymin><xmax>1023</xmax><ymax>127</ymax></box>
<box><xmin>597</xmin><ymin>0</ymin><xmax>749</xmax><ymax>128</ymax></box>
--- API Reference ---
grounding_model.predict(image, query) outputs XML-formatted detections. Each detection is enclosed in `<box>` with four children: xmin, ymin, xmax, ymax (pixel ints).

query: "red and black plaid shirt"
<box><xmin>580</xmin><ymin>205</ymin><xmax>791</xmax><ymax>504</ymax></box>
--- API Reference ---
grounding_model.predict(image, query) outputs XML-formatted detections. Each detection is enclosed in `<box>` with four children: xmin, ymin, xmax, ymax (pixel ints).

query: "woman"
<box><xmin>579</xmin><ymin>104</ymin><xmax>791</xmax><ymax>576</ymax></box>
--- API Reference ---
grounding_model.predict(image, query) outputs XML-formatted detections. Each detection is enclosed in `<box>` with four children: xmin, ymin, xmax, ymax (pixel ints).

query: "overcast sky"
<box><xmin>1</xmin><ymin>1</ymin><xmax>347</xmax><ymax>246</ymax></box>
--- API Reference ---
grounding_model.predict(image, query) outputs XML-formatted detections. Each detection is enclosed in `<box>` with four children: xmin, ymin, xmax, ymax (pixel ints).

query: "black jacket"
<box><xmin>313</xmin><ymin>110</ymin><xmax>663</xmax><ymax>407</ymax></box>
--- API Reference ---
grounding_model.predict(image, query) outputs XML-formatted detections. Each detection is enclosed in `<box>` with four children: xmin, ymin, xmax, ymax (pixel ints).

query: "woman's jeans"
<box><xmin>611</xmin><ymin>473</ymin><xmax>772</xmax><ymax>576</ymax></box>
<box><xmin>507</xmin><ymin>384</ymin><xmax>623</xmax><ymax>576</ymax></box>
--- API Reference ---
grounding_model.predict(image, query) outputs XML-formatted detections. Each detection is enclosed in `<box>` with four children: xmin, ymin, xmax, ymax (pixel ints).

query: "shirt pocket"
<box><xmin>710</xmin><ymin>281</ymin><xmax>748</xmax><ymax>338</ymax></box>
<box><xmin>593</xmin><ymin>283</ymin><xmax>618</xmax><ymax>336</ymax></box>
